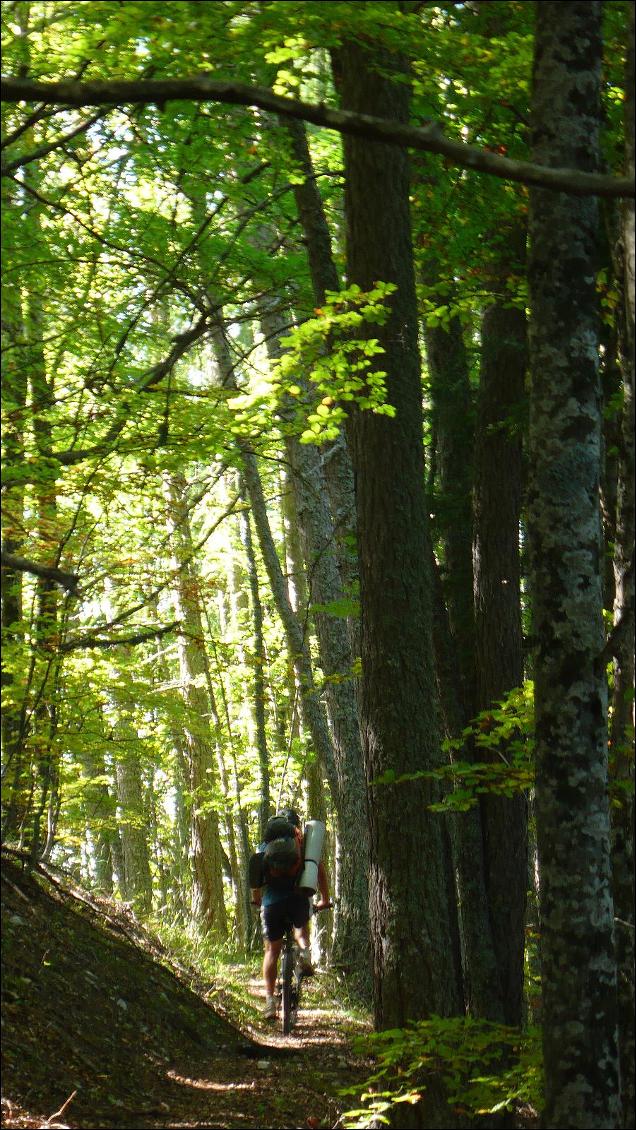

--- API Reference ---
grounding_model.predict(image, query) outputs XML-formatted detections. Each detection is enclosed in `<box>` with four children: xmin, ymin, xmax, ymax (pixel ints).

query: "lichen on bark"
<box><xmin>528</xmin><ymin>4</ymin><xmax>621</xmax><ymax>1127</ymax></box>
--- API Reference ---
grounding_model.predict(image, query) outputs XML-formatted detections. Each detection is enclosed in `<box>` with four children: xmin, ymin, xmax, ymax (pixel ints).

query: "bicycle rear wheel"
<box><xmin>280</xmin><ymin>946</ymin><xmax>296</xmax><ymax>1034</ymax></box>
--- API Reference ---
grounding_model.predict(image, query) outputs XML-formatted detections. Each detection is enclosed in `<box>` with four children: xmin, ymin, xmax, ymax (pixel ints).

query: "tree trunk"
<box><xmin>80</xmin><ymin>741</ymin><xmax>115</xmax><ymax>895</ymax></box>
<box><xmin>111</xmin><ymin>718</ymin><xmax>152</xmax><ymax>913</ymax></box>
<box><xmin>201</xmin><ymin>544</ymin><xmax>250</xmax><ymax>946</ymax></box>
<box><xmin>285</xmin><ymin>119</ymin><xmax>360</xmax><ymax>658</ymax></box>
<box><xmin>420</xmin><ymin>270</ymin><xmax>508</xmax><ymax>1023</ymax></box>
<box><xmin>473</xmin><ymin>296</ymin><xmax>528</xmax><ymax>1027</ymax></box>
<box><xmin>332</xmin><ymin>34</ymin><xmax>463</xmax><ymax>1073</ymax></box>
<box><xmin>171</xmin><ymin>743</ymin><xmax>192</xmax><ymax>922</ymax></box>
<box><xmin>164</xmin><ymin>473</ymin><xmax>228</xmax><ymax>939</ymax></box>
<box><xmin>528</xmin><ymin>4</ymin><xmax>620</xmax><ymax>1125</ymax></box>
<box><xmin>610</xmin><ymin>8</ymin><xmax>635</xmax><ymax>1124</ymax></box>
<box><xmin>0</xmin><ymin>220</ymin><xmax>29</xmax><ymax>844</ymax></box>
<box><xmin>26</xmin><ymin>254</ymin><xmax>61</xmax><ymax>863</ymax></box>
<box><xmin>115</xmin><ymin>746</ymin><xmax>153</xmax><ymax>915</ymax></box>
<box><xmin>279</xmin><ymin>467</ymin><xmax>333</xmax><ymax>964</ymax></box>
<box><xmin>260</xmin><ymin>301</ymin><xmax>371</xmax><ymax>987</ymax></box>
<box><xmin>423</xmin><ymin>265</ymin><xmax>476</xmax><ymax>712</ymax></box>
<box><xmin>238</xmin><ymin>493</ymin><xmax>272</xmax><ymax>838</ymax></box>
<box><xmin>209</xmin><ymin>319</ymin><xmax>340</xmax><ymax>797</ymax></box>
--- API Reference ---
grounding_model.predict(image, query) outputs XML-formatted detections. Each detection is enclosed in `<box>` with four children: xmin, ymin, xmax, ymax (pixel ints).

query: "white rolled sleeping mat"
<box><xmin>298</xmin><ymin>819</ymin><xmax>326</xmax><ymax>894</ymax></box>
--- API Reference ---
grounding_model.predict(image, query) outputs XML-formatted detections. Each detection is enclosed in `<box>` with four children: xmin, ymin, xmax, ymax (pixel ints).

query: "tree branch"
<box><xmin>1</xmin><ymin>75</ymin><xmax>633</xmax><ymax>197</ymax></box>
<box><xmin>60</xmin><ymin>620</ymin><xmax>180</xmax><ymax>652</ymax></box>
<box><xmin>597</xmin><ymin>562</ymin><xmax>635</xmax><ymax>669</ymax></box>
<box><xmin>1</xmin><ymin>108</ymin><xmax>104</xmax><ymax>175</ymax></box>
<box><xmin>1</xmin><ymin>549</ymin><xmax>79</xmax><ymax>594</ymax></box>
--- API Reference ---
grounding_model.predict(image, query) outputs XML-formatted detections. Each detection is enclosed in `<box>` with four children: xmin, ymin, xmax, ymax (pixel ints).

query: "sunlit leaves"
<box><xmin>342</xmin><ymin>1016</ymin><xmax>543</xmax><ymax>1127</ymax></box>
<box><xmin>373</xmin><ymin>685</ymin><xmax>535</xmax><ymax>811</ymax></box>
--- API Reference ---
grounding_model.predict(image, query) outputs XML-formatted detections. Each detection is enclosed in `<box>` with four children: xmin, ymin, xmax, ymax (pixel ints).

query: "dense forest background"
<box><xmin>1</xmin><ymin>2</ymin><xmax>634</xmax><ymax>1128</ymax></box>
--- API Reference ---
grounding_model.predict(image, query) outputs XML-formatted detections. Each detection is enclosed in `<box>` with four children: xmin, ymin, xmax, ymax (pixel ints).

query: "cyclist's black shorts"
<box><xmin>261</xmin><ymin>890</ymin><xmax>310</xmax><ymax>942</ymax></box>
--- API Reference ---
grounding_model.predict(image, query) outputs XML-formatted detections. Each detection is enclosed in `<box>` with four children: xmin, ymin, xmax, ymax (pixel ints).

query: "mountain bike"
<box><xmin>277</xmin><ymin>902</ymin><xmax>331</xmax><ymax>1035</ymax></box>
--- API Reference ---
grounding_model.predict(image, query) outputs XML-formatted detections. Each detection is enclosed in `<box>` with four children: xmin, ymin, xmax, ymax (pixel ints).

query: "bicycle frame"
<box><xmin>277</xmin><ymin>919</ymin><xmax>302</xmax><ymax>1034</ymax></box>
<box><xmin>276</xmin><ymin>903</ymin><xmax>331</xmax><ymax>1034</ymax></box>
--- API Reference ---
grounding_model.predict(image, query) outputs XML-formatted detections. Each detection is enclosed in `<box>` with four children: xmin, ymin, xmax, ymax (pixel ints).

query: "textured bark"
<box><xmin>419</xmin><ymin>285</ymin><xmax>502</xmax><ymax>1021</ymax></box>
<box><xmin>332</xmin><ymin>36</ymin><xmax>463</xmax><ymax>1070</ymax></box>
<box><xmin>423</xmin><ymin>268</ymin><xmax>476</xmax><ymax>711</ymax></box>
<box><xmin>610</xmin><ymin>8</ymin><xmax>635</xmax><ymax>1124</ymax></box>
<box><xmin>599</xmin><ymin>326</ymin><xmax>621</xmax><ymax>613</ymax></box>
<box><xmin>528</xmin><ymin>4</ymin><xmax>620</xmax><ymax>1125</ymax></box>
<box><xmin>473</xmin><ymin>298</ymin><xmax>528</xmax><ymax>1027</ymax></box>
<box><xmin>114</xmin><ymin>748</ymin><xmax>153</xmax><ymax>915</ymax></box>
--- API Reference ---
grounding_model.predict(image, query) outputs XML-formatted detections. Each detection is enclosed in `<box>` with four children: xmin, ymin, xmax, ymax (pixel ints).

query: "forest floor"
<box><xmin>1</xmin><ymin>853</ymin><xmax>374</xmax><ymax>1130</ymax></box>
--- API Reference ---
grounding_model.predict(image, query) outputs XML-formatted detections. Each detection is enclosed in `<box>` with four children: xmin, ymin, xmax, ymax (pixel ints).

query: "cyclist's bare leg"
<box><xmin>263</xmin><ymin>938</ymin><xmax>283</xmax><ymax>996</ymax></box>
<box><xmin>294</xmin><ymin>923</ymin><xmax>315</xmax><ymax>973</ymax></box>
<box><xmin>294</xmin><ymin>924</ymin><xmax>310</xmax><ymax>952</ymax></box>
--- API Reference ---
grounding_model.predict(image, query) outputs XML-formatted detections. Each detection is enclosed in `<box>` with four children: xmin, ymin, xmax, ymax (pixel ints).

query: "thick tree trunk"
<box><xmin>115</xmin><ymin>749</ymin><xmax>153</xmax><ymax>915</ymax></box>
<box><xmin>473</xmin><ymin>297</ymin><xmax>528</xmax><ymax>1027</ymax></box>
<box><xmin>332</xmin><ymin>34</ymin><xmax>463</xmax><ymax>1072</ymax></box>
<box><xmin>423</xmin><ymin>265</ymin><xmax>476</xmax><ymax>711</ymax></box>
<box><xmin>528</xmin><ymin>4</ymin><xmax>620</xmax><ymax>1125</ymax></box>
<box><xmin>610</xmin><ymin>9</ymin><xmax>635</xmax><ymax>1124</ymax></box>
<box><xmin>420</xmin><ymin>271</ymin><xmax>507</xmax><ymax>1022</ymax></box>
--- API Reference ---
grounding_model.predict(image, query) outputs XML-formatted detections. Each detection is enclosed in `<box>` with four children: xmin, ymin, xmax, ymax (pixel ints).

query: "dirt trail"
<box><xmin>1</xmin><ymin>855</ymin><xmax>372</xmax><ymax>1130</ymax></box>
<box><xmin>147</xmin><ymin>974</ymin><xmax>372</xmax><ymax>1129</ymax></box>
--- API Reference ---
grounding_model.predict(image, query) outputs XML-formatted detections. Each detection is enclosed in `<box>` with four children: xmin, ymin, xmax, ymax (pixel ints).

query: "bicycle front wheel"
<box><xmin>280</xmin><ymin>947</ymin><xmax>296</xmax><ymax>1034</ymax></box>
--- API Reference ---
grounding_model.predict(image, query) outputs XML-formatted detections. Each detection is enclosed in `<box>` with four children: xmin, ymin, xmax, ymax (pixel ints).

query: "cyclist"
<box><xmin>250</xmin><ymin>808</ymin><xmax>331</xmax><ymax>1020</ymax></box>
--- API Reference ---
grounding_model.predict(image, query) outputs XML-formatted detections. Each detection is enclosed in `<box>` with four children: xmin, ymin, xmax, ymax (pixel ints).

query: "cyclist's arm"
<box><xmin>251</xmin><ymin>887</ymin><xmax>263</xmax><ymax>907</ymax></box>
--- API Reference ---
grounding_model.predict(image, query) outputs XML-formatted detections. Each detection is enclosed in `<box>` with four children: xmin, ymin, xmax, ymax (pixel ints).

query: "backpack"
<box><xmin>262</xmin><ymin>816</ymin><xmax>303</xmax><ymax>884</ymax></box>
<box><xmin>263</xmin><ymin>815</ymin><xmax>296</xmax><ymax>843</ymax></box>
